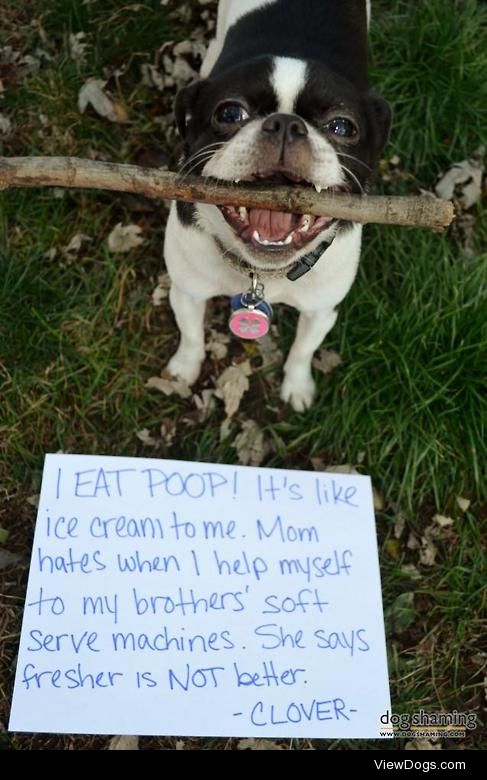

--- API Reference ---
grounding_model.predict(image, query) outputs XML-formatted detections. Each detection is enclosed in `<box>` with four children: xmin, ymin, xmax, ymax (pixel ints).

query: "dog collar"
<box><xmin>216</xmin><ymin>231</ymin><xmax>337</xmax><ymax>282</ymax></box>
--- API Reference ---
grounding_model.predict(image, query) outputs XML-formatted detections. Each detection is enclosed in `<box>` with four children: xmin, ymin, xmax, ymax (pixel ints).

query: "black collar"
<box><xmin>215</xmin><ymin>232</ymin><xmax>337</xmax><ymax>282</ymax></box>
<box><xmin>286</xmin><ymin>236</ymin><xmax>336</xmax><ymax>281</ymax></box>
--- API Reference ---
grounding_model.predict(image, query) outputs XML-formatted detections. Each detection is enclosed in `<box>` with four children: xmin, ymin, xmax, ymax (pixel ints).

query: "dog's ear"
<box><xmin>175</xmin><ymin>79</ymin><xmax>206</xmax><ymax>140</ymax></box>
<box><xmin>366</xmin><ymin>90</ymin><xmax>392</xmax><ymax>156</ymax></box>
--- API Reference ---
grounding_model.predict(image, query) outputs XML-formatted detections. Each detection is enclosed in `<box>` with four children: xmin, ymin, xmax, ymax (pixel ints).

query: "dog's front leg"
<box><xmin>167</xmin><ymin>284</ymin><xmax>207</xmax><ymax>385</ymax></box>
<box><xmin>281</xmin><ymin>309</ymin><xmax>338</xmax><ymax>412</ymax></box>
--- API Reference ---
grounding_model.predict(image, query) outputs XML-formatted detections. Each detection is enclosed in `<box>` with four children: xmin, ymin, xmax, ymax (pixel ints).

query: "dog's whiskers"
<box><xmin>340</xmin><ymin>164</ymin><xmax>365</xmax><ymax>194</ymax></box>
<box><xmin>337</xmin><ymin>152</ymin><xmax>372</xmax><ymax>173</ymax></box>
<box><xmin>177</xmin><ymin>154</ymin><xmax>219</xmax><ymax>182</ymax></box>
<box><xmin>177</xmin><ymin>142</ymin><xmax>226</xmax><ymax>176</ymax></box>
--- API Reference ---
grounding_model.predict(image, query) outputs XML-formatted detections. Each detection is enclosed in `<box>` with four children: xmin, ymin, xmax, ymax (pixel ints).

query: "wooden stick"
<box><xmin>0</xmin><ymin>156</ymin><xmax>454</xmax><ymax>229</ymax></box>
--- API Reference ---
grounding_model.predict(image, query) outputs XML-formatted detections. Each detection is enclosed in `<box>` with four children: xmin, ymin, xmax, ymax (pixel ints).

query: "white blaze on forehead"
<box><xmin>270</xmin><ymin>57</ymin><xmax>308</xmax><ymax>114</ymax></box>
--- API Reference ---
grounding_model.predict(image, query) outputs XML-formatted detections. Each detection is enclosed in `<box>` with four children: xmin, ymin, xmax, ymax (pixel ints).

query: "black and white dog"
<box><xmin>164</xmin><ymin>0</ymin><xmax>391</xmax><ymax>410</ymax></box>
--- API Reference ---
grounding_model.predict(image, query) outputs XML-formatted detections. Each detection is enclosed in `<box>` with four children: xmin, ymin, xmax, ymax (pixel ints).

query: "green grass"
<box><xmin>0</xmin><ymin>0</ymin><xmax>486</xmax><ymax>751</ymax></box>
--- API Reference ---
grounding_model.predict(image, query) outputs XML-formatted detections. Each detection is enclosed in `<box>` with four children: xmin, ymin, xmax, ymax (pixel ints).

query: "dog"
<box><xmin>163</xmin><ymin>0</ymin><xmax>391</xmax><ymax>411</ymax></box>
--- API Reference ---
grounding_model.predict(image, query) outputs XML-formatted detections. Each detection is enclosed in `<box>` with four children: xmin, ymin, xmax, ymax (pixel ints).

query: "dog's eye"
<box><xmin>214</xmin><ymin>102</ymin><xmax>250</xmax><ymax>125</ymax></box>
<box><xmin>325</xmin><ymin>117</ymin><xmax>357</xmax><ymax>138</ymax></box>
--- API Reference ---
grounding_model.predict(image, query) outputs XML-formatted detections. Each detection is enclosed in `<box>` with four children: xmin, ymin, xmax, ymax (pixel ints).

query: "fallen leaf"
<box><xmin>232</xmin><ymin>419</ymin><xmax>270</xmax><ymax>466</ymax></box>
<box><xmin>400</xmin><ymin>563</ymin><xmax>422</xmax><ymax>580</ymax></box>
<box><xmin>405</xmin><ymin>738</ymin><xmax>442</xmax><ymax>751</ymax></box>
<box><xmin>62</xmin><ymin>232</ymin><xmax>92</xmax><ymax>260</ymax></box>
<box><xmin>407</xmin><ymin>532</ymin><xmax>420</xmax><ymax>550</ymax></box>
<box><xmin>385</xmin><ymin>592</ymin><xmax>416</xmax><ymax>634</ymax></box>
<box><xmin>152</xmin><ymin>273</ymin><xmax>170</xmax><ymax>306</ymax></box>
<box><xmin>214</xmin><ymin>361</ymin><xmax>251</xmax><ymax>417</ymax></box>
<box><xmin>136</xmin><ymin>428</ymin><xmax>159</xmax><ymax>447</ymax></box>
<box><xmin>192</xmin><ymin>389</ymin><xmax>215</xmax><ymax>421</ymax></box>
<box><xmin>78</xmin><ymin>78</ymin><xmax>128</xmax><ymax>123</ymax></box>
<box><xmin>160</xmin><ymin>418</ymin><xmax>176</xmax><ymax>447</ymax></box>
<box><xmin>140</xmin><ymin>63</ymin><xmax>166</xmax><ymax>91</ymax></box>
<box><xmin>0</xmin><ymin>549</ymin><xmax>21</xmax><ymax>571</ymax></box>
<box><xmin>385</xmin><ymin>538</ymin><xmax>401</xmax><ymax>559</ymax></box>
<box><xmin>69</xmin><ymin>32</ymin><xmax>90</xmax><ymax>65</ymax></box>
<box><xmin>107</xmin><ymin>735</ymin><xmax>139</xmax><ymax>750</ymax></box>
<box><xmin>26</xmin><ymin>494</ymin><xmax>39</xmax><ymax>508</ymax></box>
<box><xmin>107</xmin><ymin>223</ymin><xmax>144</xmax><ymax>253</ymax></box>
<box><xmin>0</xmin><ymin>113</ymin><xmax>11</xmax><ymax>135</ymax></box>
<box><xmin>237</xmin><ymin>738</ymin><xmax>284</xmax><ymax>750</ymax></box>
<box><xmin>312</xmin><ymin>349</ymin><xmax>343</xmax><ymax>375</ymax></box>
<box><xmin>256</xmin><ymin>333</ymin><xmax>283</xmax><ymax>370</ymax></box>
<box><xmin>372</xmin><ymin>486</ymin><xmax>385</xmax><ymax>511</ymax></box>
<box><xmin>146</xmin><ymin>375</ymin><xmax>191</xmax><ymax>399</ymax></box>
<box><xmin>206</xmin><ymin>328</ymin><xmax>230</xmax><ymax>360</ymax></box>
<box><xmin>434</xmin><ymin>147</ymin><xmax>484</xmax><ymax>210</ymax></box>
<box><xmin>456</xmin><ymin>496</ymin><xmax>471</xmax><ymax>513</ymax></box>
<box><xmin>419</xmin><ymin>536</ymin><xmax>438</xmax><ymax>567</ymax></box>
<box><xmin>324</xmin><ymin>463</ymin><xmax>360</xmax><ymax>475</ymax></box>
<box><xmin>393</xmin><ymin>513</ymin><xmax>406</xmax><ymax>539</ymax></box>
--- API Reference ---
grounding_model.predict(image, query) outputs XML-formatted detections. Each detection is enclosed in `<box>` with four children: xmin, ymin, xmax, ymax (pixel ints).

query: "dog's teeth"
<box><xmin>284</xmin><ymin>233</ymin><xmax>293</xmax><ymax>245</ymax></box>
<box><xmin>234</xmin><ymin>179</ymin><xmax>241</xmax><ymax>184</ymax></box>
<box><xmin>314</xmin><ymin>184</ymin><xmax>323</xmax><ymax>194</ymax></box>
<box><xmin>299</xmin><ymin>215</ymin><xmax>311</xmax><ymax>232</ymax></box>
<box><xmin>239</xmin><ymin>207</ymin><xmax>248</xmax><ymax>221</ymax></box>
<box><xmin>252</xmin><ymin>230</ymin><xmax>261</xmax><ymax>243</ymax></box>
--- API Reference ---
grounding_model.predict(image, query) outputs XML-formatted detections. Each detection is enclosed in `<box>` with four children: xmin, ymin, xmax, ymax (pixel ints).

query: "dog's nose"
<box><xmin>262</xmin><ymin>113</ymin><xmax>308</xmax><ymax>144</ymax></box>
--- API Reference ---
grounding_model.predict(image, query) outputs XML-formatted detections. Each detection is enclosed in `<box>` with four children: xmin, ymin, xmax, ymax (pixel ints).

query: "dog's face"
<box><xmin>176</xmin><ymin>54</ymin><xmax>391</xmax><ymax>270</ymax></box>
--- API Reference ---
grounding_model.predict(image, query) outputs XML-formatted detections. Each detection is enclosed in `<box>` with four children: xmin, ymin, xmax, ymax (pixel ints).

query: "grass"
<box><xmin>0</xmin><ymin>0</ymin><xmax>486</xmax><ymax>751</ymax></box>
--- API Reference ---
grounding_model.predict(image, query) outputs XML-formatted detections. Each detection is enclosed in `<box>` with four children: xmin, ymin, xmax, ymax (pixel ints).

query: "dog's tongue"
<box><xmin>248</xmin><ymin>208</ymin><xmax>294</xmax><ymax>241</ymax></box>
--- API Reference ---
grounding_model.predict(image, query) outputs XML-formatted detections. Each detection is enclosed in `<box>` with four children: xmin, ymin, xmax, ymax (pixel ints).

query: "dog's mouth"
<box><xmin>219</xmin><ymin>172</ymin><xmax>345</xmax><ymax>253</ymax></box>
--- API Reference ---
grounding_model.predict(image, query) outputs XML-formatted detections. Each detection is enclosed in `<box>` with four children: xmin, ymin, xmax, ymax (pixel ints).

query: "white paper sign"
<box><xmin>9</xmin><ymin>454</ymin><xmax>392</xmax><ymax>738</ymax></box>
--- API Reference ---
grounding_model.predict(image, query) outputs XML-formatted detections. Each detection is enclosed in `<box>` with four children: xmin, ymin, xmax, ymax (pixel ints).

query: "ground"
<box><xmin>0</xmin><ymin>0</ymin><xmax>485</xmax><ymax>751</ymax></box>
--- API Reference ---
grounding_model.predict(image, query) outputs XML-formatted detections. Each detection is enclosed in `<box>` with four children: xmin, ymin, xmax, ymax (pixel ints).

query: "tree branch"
<box><xmin>0</xmin><ymin>156</ymin><xmax>455</xmax><ymax>229</ymax></box>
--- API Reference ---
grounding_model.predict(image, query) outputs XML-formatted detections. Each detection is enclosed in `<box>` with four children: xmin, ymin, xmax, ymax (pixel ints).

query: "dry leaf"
<box><xmin>237</xmin><ymin>738</ymin><xmax>284</xmax><ymax>750</ymax></box>
<box><xmin>160</xmin><ymin>418</ymin><xmax>176</xmax><ymax>447</ymax></box>
<box><xmin>312</xmin><ymin>349</ymin><xmax>343</xmax><ymax>375</ymax></box>
<box><xmin>0</xmin><ymin>113</ymin><xmax>12</xmax><ymax>135</ymax></box>
<box><xmin>325</xmin><ymin>463</ymin><xmax>360</xmax><ymax>475</ymax></box>
<box><xmin>456</xmin><ymin>496</ymin><xmax>471</xmax><ymax>513</ymax></box>
<box><xmin>372</xmin><ymin>486</ymin><xmax>385</xmax><ymax>511</ymax></box>
<box><xmin>407</xmin><ymin>532</ymin><xmax>420</xmax><ymax>550</ymax></box>
<box><xmin>108</xmin><ymin>735</ymin><xmax>139</xmax><ymax>750</ymax></box>
<box><xmin>232</xmin><ymin>419</ymin><xmax>270</xmax><ymax>467</ymax></box>
<box><xmin>78</xmin><ymin>78</ymin><xmax>128</xmax><ymax>123</ymax></box>
<box><xmin>433</xmin><ymin>514</ymin><xmax>454</xmax><ymax>528</ymax></box>
<box><xmin>63</xmin><ymin>232</ymin><xmax>92</xmax><ymax>260</ymax></box>
<box><xmin>405</xmin><ymin>738</ymin><xmax>442</xmax><ymax>751</ymax></box>
<box><xmin>393</xmin><ymin>513</ymin><xmax>406</xmax><ymax>539</ymax></box>
<box><xmin>69</xmin><ymin>32</ymin><xmax>90</xmax><ymax>65</ymax></box>
<box><xmin>146</xmin><ymin>375</ymin><xmax>191</xmax><ymax>399</ymax></box>
<box><xmin>419</xmin><ymin>536</ymin><xmax>438</xmax><ymax>567</ymax></box>
<box><xmin>0</xmin><ymin>549</ymin><xmax>21</xmax><ymax>571</ymax></box>
<box><xmin>214</xmin><ymin>361</ymin><xmax>251</xmax><ymax>417</ymax></box>
<box><xmin>401</xmin><ymin>563</ymin><xmax>422</xmax><ymax>580</ymax></box>
<box><xmin>206</xmin><ymin>328</ymin><xmax>230</xmax><ymax>360</ymax></box>
<box><xmin>141</xmin><ymin>63</ymin><xmax>166</xmax><ymax>92</ymax></box>
<box><xmin>193</xmin><ymin>389</ymin><xmax>215</xmax><ymax>421</ymax></box>
<box><xmin>26</xmin><ymin>494</ymin><xmax>39</xmax><ymax>508</ymax></box>
<box><xmin>107</xmin><ymin>223</ymin><xmax>144</xmax><ymax>253</ymax></box>
<box><xmin>256</xmin><ymin>333</ymin><xmax>283</xmax><ymax>369</ymax></box>
<box><xmin>152</xmin><ymin>273</ymin><xmax>170</xmax><ymax>306</ymax></box>
<box><xmin>136</xmin><ymin>428</ymin><xmax>159</xmax><ymax>447</ymax></box>
<box><xmin>434</xmin><ymin>147</ymin><xmax>484</xmax><ymax>210</ymax></box>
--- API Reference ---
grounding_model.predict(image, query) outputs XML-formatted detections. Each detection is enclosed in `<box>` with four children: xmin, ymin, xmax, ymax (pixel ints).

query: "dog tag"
<box><xmin>229</xmin><ymin>275</ymin><xmax>273</xmax><ymax>340</ymax></box>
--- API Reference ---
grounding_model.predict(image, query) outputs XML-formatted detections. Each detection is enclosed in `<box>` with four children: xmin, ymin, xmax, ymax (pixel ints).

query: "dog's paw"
<box><xmin>167</xmin><ymin>350</ymin><xmax>203</xmax><ymax>386</ymax></box>
<box><xmin>280</xmin><ymin>375</ymin><xmax>316</xmax><ymax>412</ymax></box>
